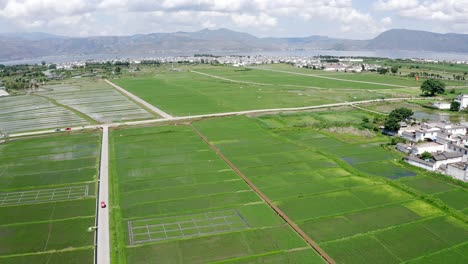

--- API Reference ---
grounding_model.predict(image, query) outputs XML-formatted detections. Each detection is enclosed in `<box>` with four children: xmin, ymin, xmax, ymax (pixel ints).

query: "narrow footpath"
<box><xmin>190</xmin><ymin>125</ymin><xmax>336</xmax><ymax>264</ymax></box>
<box><xmin>96</xmin><ymin>126</ymin><xmax>110</xmax><ymax>264</ymax></box>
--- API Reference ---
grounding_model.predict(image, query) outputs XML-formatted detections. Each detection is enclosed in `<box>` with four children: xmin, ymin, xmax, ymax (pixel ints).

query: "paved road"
<box><xmin>96</xmin><ymin>126</ymin><xmax>110</xmax><ymax>264</ymax></box>
<box><xmin>251</xmin><ymin>67</ymin><xmax>415</xmax><ymax>88</ymax></box>
<box><xmin>10</xmin><ymin>97</ymin><xmax>418</xmax><ymax>139</ymax></box>
<box><xmin>104</xmin><ymin>79</ymin><xmax>173</xmax><ymax>119</ymax></box>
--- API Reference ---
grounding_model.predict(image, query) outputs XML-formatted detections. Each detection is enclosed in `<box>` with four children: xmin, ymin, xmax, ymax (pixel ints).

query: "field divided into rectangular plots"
<box><xmin>0</xmin><ymin>94</ymin><xmax>89</xmax><ymax>133</ymax></box>
<box><xmin>253</xmin><ymin>63</ymin><xmax>467</xmax><ymax>87</ymax></box>
<box><xmin>194</xmin><ymin>115</ymin><xmax>468</xmax><ymax>264</ymax></box>
<box><xmin>113</xmin><ymin>65</ymin><xmax>391</xmax><ymax>116</ymax></box>
<box><xmin>40</xmin><ymin>79</ymin><xmax>155</xmax><ymax>122</ymax></box>
<box><xmin>400</xmin><ymin>176</ymin><xmax>468</xmax><ymax>216</ymax></box>
<box><xmin>110</xmin><ymin>125</ymin><xmax>326</xmax><ymax>264</ymax></box>
<box><xmin>195</xmin><ymin>65</ymin><xmax>418</xmax><ymax>89</ymax></box>
<box><xmin>0</xmin><ymin>132</ymin><xmax>100</xmax><ymax>263</ymax></box>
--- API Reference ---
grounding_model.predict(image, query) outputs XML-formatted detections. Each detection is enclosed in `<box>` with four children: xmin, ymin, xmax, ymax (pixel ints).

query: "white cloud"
<box><xmin>0</xmin><ymin>0</ymin><xmax>398</xmax><ymax>37</ymax></box>
<box><xmin>374</xmin><ymin>0</ymin><xmax>468</xmax><ymax>33</ymax></box>
<box><xmin>231</xmin><ymin>13</ymin><xmax>277</xmax><ymax>28</ymax></box>
<box><xmin>373</xmin><ymin>0</ymin><xmax>419</xmax><ymax>11</ymax></box>
<box><xmin>0</xmin><ymin>0</ymin><xmax>93</xmax><ymax>19</ymax></box>
<box><xmin>381</xmin><ymin>17</ymin><xmax>392</xmax><ymax>27</ymax></box>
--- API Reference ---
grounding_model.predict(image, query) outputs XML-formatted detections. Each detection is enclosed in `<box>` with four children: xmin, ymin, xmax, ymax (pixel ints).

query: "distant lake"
<box><xmin>2</xmin><ymin>49</ymin><xmax>468</xmax><ymax>65</ymax></box>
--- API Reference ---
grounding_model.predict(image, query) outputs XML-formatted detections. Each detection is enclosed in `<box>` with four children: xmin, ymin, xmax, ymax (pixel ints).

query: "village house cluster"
<box><xmin>431</xmin><ymin>94</ymin><xmax>468</xmax><ymax>111</ymax></box>
<box><xmin>397</xmin><ymin>120</ymin><xmax>468</xmax><ymax>182</ymax></box>
<box><xmin>54</xmin><ymin>55</ymin><xmax>377</xmax><ymax>72</ymax></box>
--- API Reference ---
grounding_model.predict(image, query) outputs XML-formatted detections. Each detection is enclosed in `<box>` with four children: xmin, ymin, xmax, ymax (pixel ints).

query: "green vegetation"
<box><xmin>0</xmin><ymin>132</ymin><xmax>100</xmax><ymax>262</ymax></box>
<box><xmin>112</xmin><ymin>65</ymin><xmax>416</xmax><ymax>116</ymax></box>
<box><xmin>451</xmin><ymin>101</ymin><xmax>461</xmax><ymax>111</ymax></box>
<box><xmin>421</xmin><ymin>151</ymin><xmax>432</xmax><ymax>160</ymax></box>
<box><xmin>0</xmin><ymin>248</ymin><xmax>94</xmax><ymax>264</ymax></box>
<box><xmin>384</xmin><ymin>107</ymin><xmax>414</xmax><ymax>131</ymax></box>
<box><xmin>421</xmin><ymin>79</ymin><xmax>446</xmax><ymax>96</ymax></box>
<box><xmin>193</xmin><ymin>113</ymin><xmax>468</xmax><ymax>263</ymax></box>
<box><xmin>109</xmin><ymin>125</ymin><xmax>324</xmax><ymax>263</ymax></box>
<box><xmin>3</xmin><ymin>61</ymin><xmax>468</xmax><ymax>263</ymax></box>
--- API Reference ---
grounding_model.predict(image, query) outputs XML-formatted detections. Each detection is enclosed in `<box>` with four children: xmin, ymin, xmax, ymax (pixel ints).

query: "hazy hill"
<box><xmin>0</xmin><ymin>28</ymin><xmax>468</xmax><ymax>61</ymax></box>
<box><xmin>366</xmin><ymin>29</ymin><xmax>468</xmax><ymax>53</ymax></box>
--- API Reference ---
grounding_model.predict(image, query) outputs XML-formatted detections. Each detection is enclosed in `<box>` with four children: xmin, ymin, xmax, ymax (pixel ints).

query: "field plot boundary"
<box><xmin>0</xmin><ymin>184</ymin><xmax>90</xmax><ymax>206</ymax></box>
<box><xmin>128</xmin><ymin>209</ymin><xmax>250</xmax><ymax>245</ymax></box>
<box><xmin>32</xmin><ymin>93</ymin><xmax>99</xmax><ymax>124</ymax></box>
<box><xmin>104</xmin><ymin>79</ymin><xmax>173</xmax><ymax>119</ymax></box>
<box><xmin>251</xmin><ymin>67</ymin><xmax>415</xmax><ymax>88</ymax></box>
<box><xmin>192</xmin><ymin>70</ymin><xmax>380</xmax><ymax>92</ymax></box>
<box><xmin>190</xmin><ymin>125</ymin><xmax>336</xmax><ymax>264</ymax></box>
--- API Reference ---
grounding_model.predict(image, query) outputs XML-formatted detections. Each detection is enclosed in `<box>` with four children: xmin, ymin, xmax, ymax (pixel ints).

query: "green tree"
<box><xmin>384</xmin><ymin>116</ymin><xmax>401</xmax><ymax>131</ymax></box>
<box><xmin>390</xmin><ymin>66</ymin><xmax>398</xmax><ymax>75</ymax></box>
<box><xmin>114</xmin><ymin>66</ymin><xmax>121</xmax><ymax>74</ymax></box>
<box><xmin>384</xmin><ymin>107</ymin><xmax>414</xmax><ymax>132</ymax></box>
<box><xmin>450</xmin><ymin>101</ymin><xmax>460</xmax><ymax>111</ymax></box>
<box><xmin>421</xmin><ymin>151</ymin><xmax>432</xmax><ymax>160</ymax></box>
<box><xmin>420</xmin><ymin>79</ymin><xmax>446</xmax><ymax>96</ymax></box>
<box><xmin>389</xmin><ymin>108</ymin><xmax>414</xmax><ymax>121</ymax></box>
<box><xmin>377</xmin><ymin>67</ymin><xmax>388</xmax><ymax>74</ymax></box>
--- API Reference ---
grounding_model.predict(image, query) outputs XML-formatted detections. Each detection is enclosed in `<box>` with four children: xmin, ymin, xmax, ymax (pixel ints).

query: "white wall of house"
<box><xmin>415</xmin><ymin>130</ymin><xmax>439</xmax><ymax>141</ymax></box>
<box><xmin>412</xmin><ymin>143</ymin><xmax>445</xmax><ymax>155</ymax></box>
<box><xmin>406</xmin><ymin>159</ymin><xmax>436</xmax><ymax>171</ymax></box>
<box><xmin>446</xmin><ymin>144</ymin><xmax>468</xmax><ymax>161</ymax></box>
<box><xmin>446</xmin><ymin>127</ymin><xmax>467</xmax><ymax>135</ymax></box>
<box><xmin>455</xmin><ymin>94</ymin><xmax>468</xmax><ymax>110</ymax></box>
<box><xmin>434</xmin><ymin>157</ymin><xmax>463</xmax><ymax>168</ymax></box>
<box><xmin>0</xmin><ymin>90</ymin><xmax>9</xmax><ymax>97</ymax></box>
<box><xmin>432</xmin><ymin>102</ymin><xmax>451</xmax><ymax>110</ymax></box>
<box><xmin>446</xmin><ymin>165</ymin><xmax>468</xmax><ymax>182</ymax></box>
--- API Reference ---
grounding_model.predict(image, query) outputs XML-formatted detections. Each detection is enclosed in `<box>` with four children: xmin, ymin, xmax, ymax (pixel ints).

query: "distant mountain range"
<box><xmin>1</xmin><ymin>28</ymin><xmax>468</xmax><ymax>62</ymax></box>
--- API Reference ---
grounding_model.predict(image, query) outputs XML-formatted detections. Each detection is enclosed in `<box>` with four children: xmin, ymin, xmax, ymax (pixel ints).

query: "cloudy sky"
<box><xmin>0</xmin><ymin>0</ymin><xmax>467</xmax><ymax>39</ymax></box>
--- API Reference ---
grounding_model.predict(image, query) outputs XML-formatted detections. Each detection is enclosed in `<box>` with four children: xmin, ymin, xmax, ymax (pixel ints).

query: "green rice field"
<box><xmin>193</xmin><ymin>114</ymin><xmax>468</xmax><ymax>263</ymax></box>
<box><xmin>113</xmin><ymin>65</ymin><xmax>405</xmax><ymax>116</ymax></box>
<box><xmin>0</xmin><ymin>132</ymin><xmax>100</xmax><ymax>262</ymax></box>
<box><xmin>2</xmin><ymin>62</ymin><xmax>467</xmax><ymax>264</ymax></box>
<box><xmin>109</xmin><ymin>125</ymin><xmax>325</xmax><ymax>264</ymax></box>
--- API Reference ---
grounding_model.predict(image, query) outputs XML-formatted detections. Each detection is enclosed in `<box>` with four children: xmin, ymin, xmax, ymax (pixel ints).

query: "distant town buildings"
<box><xmin>53</xmin><ymin>55</ymin><xmax>378</xmax><ymax>73</ymax></box>
<box><xmin>397</xmin><ymin>121</ymin><xmax>468</xmax><ymax>182</ymax></box>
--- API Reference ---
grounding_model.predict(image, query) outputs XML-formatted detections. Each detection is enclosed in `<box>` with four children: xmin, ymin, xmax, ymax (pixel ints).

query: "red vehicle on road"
<box><xmin>100</xmin><ymin>201</ymin><xmax>106</xmax><ymax>208</ymax></box>
<box><xmin>65</xmin><ymin>127</ymin><xmax>72</xmax><ymax>131</ymax></box>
